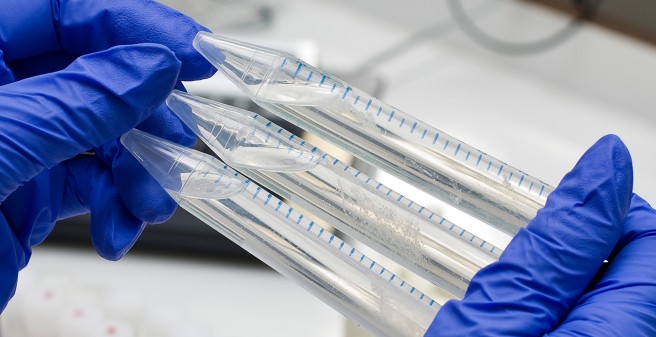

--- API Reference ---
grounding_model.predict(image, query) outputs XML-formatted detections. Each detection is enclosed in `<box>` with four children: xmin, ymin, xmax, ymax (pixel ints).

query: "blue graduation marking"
<box><xmin>275</xmin><ymin>200</ymin><xmax>283</xmax><ymax>211</ymax></box>
<box><xmin>419</xmin><ymin>294</ymin><xmax>424</xmax><ymax>300</ymax></box>
<box><xmin>455</xmin><ymin>144</ymin><xmax>461</xmax><ymax>155</ymax></box>
<box><xmin>418</xmin><ymin>206</ymin><xmax>424</xmax><ymax>213</ymax></box>
<box><xmin>429</xmin><ymin>300</ymin><xmax>435</xmax><ymax>306</ymax></box>
<box><xmin>399</xmin><ymin>118</ymin><xmax>405</xmax><ymax>128</ymax></box>
<box><xmin>508</xmin><ymin>172</ymin><xmax>513</xmax><ymax>181</ymax></box>
<box><xmin>439</xmin><ymin>218</ymin><xmax>445</xmax><ymax>224</ymax></box>
<box><xmin>355</xmin><ymin>171</ymin><xmax>361</xmax><ymax>177</ymax></box>
<box><xmin>329</xmin><ymin>234</ymin><xmax>335</xmax><ymax>243</ymax></box>
<box><xmin>407</xmin><ymin>201</ymin><xmax>414</xmax><ymax>207</ymax></box>
<box><xmin>359</xmin><ymin>254</ymin><xmax>365</xmax><ymax>263</ymax></box>
<box><xmin>264</xmin><ymin>194</ymin><xmax>272</xmax><ymax>205</ymax></box>
<box><xmin>311</xmin><ymin>147</ymin><xmax>317</xmax><ymax>153</ymax></box>
<box><xmin>529</xmin><ymin>182</ymin><xmax>534</xmax><ymax>192</ymax></box>
<box><xmin>333</xmin><ymin>158</ymin><xmax>339</xmax><ymax>165</ymax></box>
<box><xmin>497</xmin><ymin>165</ymin><xmax>504</xmax><ymax>177</ymax></box>
<box><xmin>386</xmin><ymin>189</ymin><xmax>392</xmax><ymax>196</ymax></box>
<box><xmin>293</xmin><ymin>63</ymin><xmax>302</xmax><ymax>77</ymax></box>
<box><xmin>410</xmin><ymin>287</ymin><xmax>415</xmax><ymax>294</ymax></box>
<box><xmin>421</xmin><ymin>129</ymin><xmax>427</xmax><ymax>139</ymax></box>
<box><xmin>400</xmin><ymin>281</ymin><xmax>405</xmax><ymax>287</ymax></box>
<box><xmin>465</xmin><ymin>151</ymin><xmax>471</xmax><ymax>161</ymax></box>
<box><xmin>490</xmin><ymin>246</ymin><xmax>495</xmax><ymax>253</ymax></box>
<box><xmin>265</xmin><ymin>121</ymin><xmax>272</xmax><ymax>127</ymax></box>
<box><xmin>376</xmin><ymin>107</ymin><xmax>383</xmax><ymax>116</ymax></box>
<box><xmin>277</xmin><ymin>128</ymin><xmax>283</xmax><ymax>134</ymax></box>
<box><xmin>369</xmin><ymin>262</ymin><xmax>375</xmax><ymax>269</ymax></box>
<box><xmin>306</xmin><ymin>72</ymin><xmax>313</xmax><ymax>81</ymax></box>
<box><xmin>353</xmin><ymin>95</ymin><xmax>360</xmax><ymax>105</ymax></box>
<box><xmin>379</xmin><ymin>268</ymin><xmax>385</xmax><ymax>275</ymax></box>
<box><xmin>432</xmin><ymin>133</ymin><xmax>439</xmax><ymax>145</ymax></box>
<box><xmin>539</xmin><ymin>185</ymin><xmax>545</xmax><ymax>196</ymax></box>
<box><xmin>518</xmin><ymin>175</ymin><xmax>525</xmax><ymax>187</ymax></box>
<box><xmin>397</xmin><ymin>195</ymin><xmax>403</xmax><ymax>202</ymax></box>
<box><xmin>387</xmin><ymin>111</ymin><xmax>395</xmax><ymax>123</ymax></box>
<box><xmin>288</xmin><ymin>134</ymin><xmax>295</xmax><ymax>140</ymax></box>
<box><xmin>376</xmin><ymin>183</ymin><xmax>382</xmax><ymax>189</ymax></box>
<box><xmin>428</xmin><ymin>213</ymin><xmax>435</xmax><ymax>219</ymax></box>
<box><xmin>349</xmin><ymin>248</ymin><xmax>355</xmax><ymax>256</ymax></box>
<box><xmin>343</xmin><ymin>166</ymin><xmax>349</xmax><ymax>171</ymax></box>
<box><xmin>339</xmin><ymin>242</ymin><xmax>344</xmax><ymax>250</ymax></box>
<box><xmin>443</xmin><ymin>140</ymin><xmax>449</xmax><ymax>150</ymax></box>
<box><xmin>280</xmin><ymin>58</ymin><xmax>287</xmax><ymax>68</ymax></box>
<box><xmin>296</xmin><ymin>214</ymin><xmax>304</xmax><ymax>224</ymax></box>
<box><xmin>480</xmin><ymin>240</ymin><xmax>486</xmax><ymax>248</ymax></box>
<box><xmin>449</xmin><ymin>224</ymin><xmax>455</xmax><ymax>230</ymax></box>
<box><xmin>459</xmin><ymin>229</ymin><xmax>465</xmax><ymax>236</ymax></box>
<box><xmin>252</xmin><ymin>187</ymin><xmax>261</xmax><ymax>199</ymax></box>
<box><xmin>331</xmin><ymin>83</ymin><xmax>337</xmax><ymax>93</ymax></box>
<box><xmin>410</xmin><ymin>122</ymin><xmax>417</xmax><ymax>133</ymax></box>
<box><xmin>469</xmin><ymin>236</ymin><xmax>475</xmax><ymax>242</ymax></box>
<box><xmin>389</xmin><ymin>275</ymin><xmax>395</xmax><ymax>281</ymax></box>
<box><xmin>365</xmin><ymin>99</ymin><xmax>372</xmax><ymax>111</ymax></box>
<box><xmin>476</xmin><ymin>154</ymin><xmax>483</xmax><ymax>166</ymax></box>
<box><xmin>342</xmin><ymin>87</ymin><xmax>351</xmax><ymax>99</ymax></box>
<box><xmin>318</xmin><ymin>228</ymin><xmax>324</xmax><ymax>237</ymax></box>
<box><xmin>365</xmin><ymin>177</ymin><xmax>371</xmax><ymax>183</ymax></box>
<box><xmin>285</xmin><ymin>208</ymin><xmax>293</xmax><ymax>218</ymax></box>
<box><xmin>319</xmin><ymin>74</ymin><xmax>326</xmax><ymax>86</ymax></box>
<box><xmin>486</xmin><ymin>161</ymin><xmax>492</xmax><ymax>172</ymax></box>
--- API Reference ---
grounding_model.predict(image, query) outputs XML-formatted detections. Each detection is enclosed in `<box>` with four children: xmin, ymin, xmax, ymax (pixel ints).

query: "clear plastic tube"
<box><xmin>193</xmin><ymin>32</ymin><xmax>554</xmax><ymax>236</ymax></box>
<box><xmin>120</xmin><ymin>129</ymin><xmax>439</xmax><ymax>337</ymax></box>
<box><xmin>167</xmin><ymin>90</ymin><xmax>501</xmax><ymax>298</ymax></box>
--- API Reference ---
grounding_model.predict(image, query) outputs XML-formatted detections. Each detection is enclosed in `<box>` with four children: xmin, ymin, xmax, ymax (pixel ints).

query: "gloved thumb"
<box><xmin>0</xmin><ymin>43</ymin><xmax>181</xmax><ymax>202</ymax></box>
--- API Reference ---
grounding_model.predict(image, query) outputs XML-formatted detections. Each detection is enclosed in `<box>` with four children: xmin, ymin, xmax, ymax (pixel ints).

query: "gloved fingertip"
<box><xmin>92</xmin><ymin>43</ymin><xmax>181</xmax><ymax>114</ymax></box>
<box><xmin>541</xmin><ymin>134</ymin><xmax>633</xmax><ymax>233</ymax></box>
<box><xmin>113</xmin><ymin>145</ymin><xmax>178</xmax><ymax>224</ymax></box>
<box><xmin>91</xmin><ymin>214</ymin><xmax>146</xmax><ymax>262</ymax></box>
<box><xmin>64</xmin><ymin>156</ymin><xmax>147</xmax><ymax>261</ymax></box>
<box><xmin>136</xmin><ymin>104</ymin><xmax>197</xmax><ymax>147</ymax></box>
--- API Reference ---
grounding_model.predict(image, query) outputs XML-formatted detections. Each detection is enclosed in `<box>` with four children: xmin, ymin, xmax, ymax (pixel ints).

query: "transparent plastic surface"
<box><xmin>194</xmin><ymin>32</ymin><xmax>555</xmax><ymax>236</ymax></box>
<box><xmin>168</xmin><ymin>90</ymin><xmax>501</xmax><ymax>297</ymax></box>
<box><xmin>121</xmin><ymin>129</ymin><xmax>439</xmax><ymax>337</ymax></box>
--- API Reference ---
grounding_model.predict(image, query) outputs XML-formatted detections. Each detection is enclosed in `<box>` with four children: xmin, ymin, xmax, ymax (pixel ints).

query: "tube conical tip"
<box><xmin>120</xmin><ymin>129</ymin><xmax>245</xmax><ymax>200</ymax></box>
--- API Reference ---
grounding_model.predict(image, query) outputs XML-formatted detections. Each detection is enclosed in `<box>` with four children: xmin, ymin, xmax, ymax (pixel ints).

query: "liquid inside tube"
<box><xmin>167</xmin><ymin>91</ymin><xmax>502</xmax><ymax>298</ymax></box>
<box><xmin>121</xmin><ymin>129</ymin><xmax>439</xmax><ymax>337</ymax></box>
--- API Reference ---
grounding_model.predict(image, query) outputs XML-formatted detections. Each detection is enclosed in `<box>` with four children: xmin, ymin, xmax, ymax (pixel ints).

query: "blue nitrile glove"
<box><xmin>0</xmin><ymin>0</ymin><xmax>218</xmax><ymax>311</ymax></box>
<box><xmin>426</xmin><ymin>135</ymin><xmax>656</xmax><ymax>336</ymax></box>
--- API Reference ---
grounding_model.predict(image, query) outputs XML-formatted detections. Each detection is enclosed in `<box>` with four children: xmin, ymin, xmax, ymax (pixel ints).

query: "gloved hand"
<box><xmin>426</xmin><ymin>135</ymin><xmax>656</xmax><ymax>336</ymax></box>
<box><xmin>0</xmin><ymin>0</ymin><xmax>218</xmax><ymax>311</ymax></box>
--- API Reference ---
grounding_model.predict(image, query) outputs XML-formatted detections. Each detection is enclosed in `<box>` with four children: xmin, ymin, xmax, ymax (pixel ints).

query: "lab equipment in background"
<box><xmin>121</xmin><ymin>129</ymin><xmax>439</xmax><ymax>337</ymax></box>
<box><xmin>167</xmin><ymin>90</ymin><xmax>501</xmax><ymax>298</ymax></box>
<box><xmin>192</xmin><ymin>32</ymin><xmax>554</xmax><ymax>237</ymax></box>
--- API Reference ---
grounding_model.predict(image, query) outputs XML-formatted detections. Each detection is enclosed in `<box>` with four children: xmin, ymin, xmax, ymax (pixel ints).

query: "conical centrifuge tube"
<box><xmin>193</xmin><ymin>31</ymin><xmax>554</xmax><ymax>236</ymax></box>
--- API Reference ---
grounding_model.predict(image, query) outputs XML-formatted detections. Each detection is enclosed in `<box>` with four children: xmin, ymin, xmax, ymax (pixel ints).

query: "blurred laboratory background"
<box><xmin>3</xmin><ymin>0</ymin><xmax>655</xmax><ymax>336</ymax></box>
